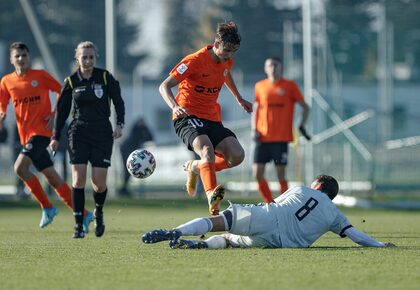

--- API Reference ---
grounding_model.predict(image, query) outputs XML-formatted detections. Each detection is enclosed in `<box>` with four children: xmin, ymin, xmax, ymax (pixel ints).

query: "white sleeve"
<box><xmin>344</xmin><ymin>227</ymin><xmax>385</xmax><ymax>247</ymax></box>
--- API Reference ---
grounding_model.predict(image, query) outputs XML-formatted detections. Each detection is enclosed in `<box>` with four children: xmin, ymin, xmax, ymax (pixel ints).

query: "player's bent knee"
<box><xmin>228</xmin><ymin>150</ymin><xmax>245</xmax><ymax>167</ymax></box>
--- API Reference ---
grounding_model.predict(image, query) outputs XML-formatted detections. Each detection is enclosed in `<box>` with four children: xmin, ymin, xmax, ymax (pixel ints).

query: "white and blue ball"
<box><xmin>126</xmin><ymin>149</ymin><xmax>156</xmax><ymax>179</ymax></box>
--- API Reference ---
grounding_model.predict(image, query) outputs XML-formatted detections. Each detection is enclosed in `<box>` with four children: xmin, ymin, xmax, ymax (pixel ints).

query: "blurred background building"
<box><xmin>1</xmin><ymin>0</ymin><xmax>420</xmax><ymax>198</ymax></box>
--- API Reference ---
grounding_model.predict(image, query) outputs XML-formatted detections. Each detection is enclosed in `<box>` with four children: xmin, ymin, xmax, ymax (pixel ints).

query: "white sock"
<box><xmin>205</xmin><ymin>235</ymin><xmax>227</xmax><ymax>249</ymax></box>
<box><xmin>175</xmin><ymin>218</ymin><xmax>213</xmax><ymax>236</ymax></box>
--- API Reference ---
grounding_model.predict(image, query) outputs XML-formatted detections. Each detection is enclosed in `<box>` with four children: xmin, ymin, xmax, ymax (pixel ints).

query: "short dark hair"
<box><xmin>10</xmin><ymin>42</ymin><xmax>30</xmax><ymax>53</ymax></box>
<box><xmin>216</xmin><ymin>21</ymin><xmax>241</xmax><ymax>46</ymax></box>
<box><xmin>314</xmin><ymin>175</ymin><xmax>339</xmax><ymax>200</ymax></box>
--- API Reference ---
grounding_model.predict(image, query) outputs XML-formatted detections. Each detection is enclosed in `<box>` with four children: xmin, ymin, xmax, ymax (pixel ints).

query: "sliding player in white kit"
<box><xmin>142</xmin><ymin>175</ymin><xmax>395</xmax><ymax>249</ymax></box>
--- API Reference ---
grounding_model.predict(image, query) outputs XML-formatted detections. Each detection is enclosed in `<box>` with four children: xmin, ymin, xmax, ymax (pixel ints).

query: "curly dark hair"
<box><xmin>216</xmin><ymin>21</ymin><xmax>241</xmax><ymax>46</ymax></box>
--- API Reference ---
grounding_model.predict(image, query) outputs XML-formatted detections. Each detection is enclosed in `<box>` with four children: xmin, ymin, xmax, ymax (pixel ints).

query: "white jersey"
<box><xmin>227</xmin><ymin>186</ymin><xmax>351</xmax><ymax>248</ymax></box>
<box><xmin>272</xmin><ymin>186</ymin><xmax>351</xmax><ymax>247</ymax></box>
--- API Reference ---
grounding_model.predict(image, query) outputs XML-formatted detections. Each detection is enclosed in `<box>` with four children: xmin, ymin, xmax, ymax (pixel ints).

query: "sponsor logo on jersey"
<box><xmin>94</xmin><ymin>84</ymin><xmax>103</xmax><ymax>98</ymax></box>
<box><xmin>176</xmin><ymin>63</ymin><xmax>188</xmax><ymax>74</ymax></box>
<box><xmin>13</xmin><ymin>95</ymin><xmax>41</xmax><ymax>107</ymax></box>
<box><xmin>31</xmin><ymin>80</ymin><xmax>38</xmax><ymax>87</ymax></box>
<box><xmin>194</xmin><ymin>85</ymin><xmax>221</xmax><ymax>94</ymax></box>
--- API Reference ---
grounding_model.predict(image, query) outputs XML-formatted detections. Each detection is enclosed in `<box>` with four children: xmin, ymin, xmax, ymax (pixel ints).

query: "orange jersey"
<box><xmin>254</xmin><ymin>78</ymin><xmax>304</xmax><ymax>142</ymax></box>
<box><xmin>0</xmin><ymin>69</ymin><xmax>61</xmax><ymax>144</ymax></box>
<box><xmin>170</xmin><ymin>45</ymin><xmax>234</xmax><ymax>122</ymax></box>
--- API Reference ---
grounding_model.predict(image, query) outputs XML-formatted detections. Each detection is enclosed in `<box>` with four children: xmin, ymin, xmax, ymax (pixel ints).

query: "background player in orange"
<box><xmin>159</xmin><ymin>21</ymin><xmax>252</xmax><ymax>215</ymax></box>
<box><xmin>252</xmin><ymin>57</ymin><xmax>310</xmax><ymax>203</ymax></box>
<box><xmin>0</xmin><ymin>42</ymin><xmax>93</xmax><ymax>229</ymax></box>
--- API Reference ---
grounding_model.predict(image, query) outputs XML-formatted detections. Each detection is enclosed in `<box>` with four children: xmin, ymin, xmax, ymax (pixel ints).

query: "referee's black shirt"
<box><xmin>53</xmin><ymin>67</ymin><xmax>125</xmax><ymax>141</ymax></box>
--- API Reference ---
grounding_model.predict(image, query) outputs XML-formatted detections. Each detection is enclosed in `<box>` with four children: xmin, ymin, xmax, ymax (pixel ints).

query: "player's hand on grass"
<box><xmin>299</xmin><ymin>125</ymin><xmax>311</xmax><ymax>141</ymax></box>
<box><xmin>384</xmin><ymin>242</ymin><xmax>396</xmax><ymax>248</ymax></box>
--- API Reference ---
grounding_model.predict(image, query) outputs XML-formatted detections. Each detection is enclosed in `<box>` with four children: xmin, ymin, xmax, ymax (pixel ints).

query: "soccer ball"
<box><xmin>126</xmin><ymin>149</ymin><xmax>156</xmax><ymax>179</ymax></box>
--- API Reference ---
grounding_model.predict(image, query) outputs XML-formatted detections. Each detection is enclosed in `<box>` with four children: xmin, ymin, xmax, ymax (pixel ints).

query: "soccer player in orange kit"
<box><xmin>0</xmin><ymin>42</ymin><xmax>93</xmax><ymax>229</ymax></box>
<box><xmin>252</xmin><ymin>57</ymin><xmax>310</xmax><ymax>203</ymax></box>
<box><xmin>159</xmin><ymin>21</ymin><xmax>252</xmax><ymax>215</ymax></box>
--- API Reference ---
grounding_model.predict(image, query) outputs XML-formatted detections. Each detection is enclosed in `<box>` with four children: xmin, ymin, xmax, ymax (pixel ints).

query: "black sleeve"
<box><xmin>106</xmin><ymin>72</ymin><xmax>125</xmax><ymax>125</ymax></box>
<box><xmin>53</xmin><ymin>78</ymin><xmax>73</xmax><ymax>141</ymax></box>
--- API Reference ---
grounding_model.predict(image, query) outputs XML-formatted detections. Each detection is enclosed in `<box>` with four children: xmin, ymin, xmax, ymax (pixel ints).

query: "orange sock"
<box><xmin>280</xmin><ymin>180</ymin><xmax>288</xmax><ymax>194</ymax></box>
<box><xmin>55</xmin><ymin>182</ymin><xmax>88</xmax><ymax>216</ymax></box>
<box><xmin>215</xmin><ymin>155</ymin><xmax>229</xmax><ymax>172</ymax></box>
<box><xmin>258</xmin><ymin>179</ymin><xmax>273</xmax><ymax>203</ymax></box>
<box><xmin>24</xmin><ymin>176</ymin><xmax>52</xmax><ymax>209</ymax></box>
<box><xmin>199</xmin><ymin>162</ymin><xmax>217</xmax><ymax>193</ymax></box>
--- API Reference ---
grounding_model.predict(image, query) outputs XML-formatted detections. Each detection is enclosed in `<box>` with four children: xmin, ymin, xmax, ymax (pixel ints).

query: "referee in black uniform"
<box><xmin>50</xmin><ymin>41</ymin><xmax>125</xmax><ymax>238</ymax></box>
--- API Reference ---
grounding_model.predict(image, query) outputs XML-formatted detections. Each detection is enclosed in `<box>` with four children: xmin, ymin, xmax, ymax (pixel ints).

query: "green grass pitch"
<box><xmin>1</xmin><ymin>197</ymin><xmax>419</xmax><ymax>290</ymax></box>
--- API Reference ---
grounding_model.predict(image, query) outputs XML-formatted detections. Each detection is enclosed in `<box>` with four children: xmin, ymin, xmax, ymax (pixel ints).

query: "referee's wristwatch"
<box><xmin>117</xmin><ymin>122</ymin><xmax>124</xmax><ymax>129</ymax></box>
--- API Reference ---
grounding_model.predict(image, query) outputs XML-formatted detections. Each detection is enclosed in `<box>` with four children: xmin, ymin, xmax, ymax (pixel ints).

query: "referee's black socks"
<box><xmin>72</xmin><ymin>187</ymin><xmax>85</xmax><ymax>226</ymax></box>
<box><xmin>93</xmin><ymin>188</ymin><xmax>107</xmax><ymax>213</ymax></box>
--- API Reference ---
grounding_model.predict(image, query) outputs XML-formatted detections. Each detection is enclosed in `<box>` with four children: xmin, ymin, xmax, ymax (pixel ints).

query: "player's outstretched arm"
<box><xmin>224</xmin><ymin>72</ymin><xmax>252</xmax><ymax>113</ymax></box>
<box><xmin>344</xmin><ymin>227</ymin><xmax>395</xmax><ymax>247</ymax></box>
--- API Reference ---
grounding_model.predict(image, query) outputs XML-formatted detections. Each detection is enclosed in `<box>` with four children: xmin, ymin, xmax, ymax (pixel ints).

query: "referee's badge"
<box><xmin>94</xmin><ymin>84</ymin><xmax>103</xmax><ymax>98</ymax></box>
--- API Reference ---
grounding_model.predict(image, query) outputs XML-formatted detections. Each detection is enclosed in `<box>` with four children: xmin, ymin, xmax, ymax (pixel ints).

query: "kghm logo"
<box><xmin>13</xmin><ymin>95</ymin><xmax>41</xmax><ymax>107</ymax></box>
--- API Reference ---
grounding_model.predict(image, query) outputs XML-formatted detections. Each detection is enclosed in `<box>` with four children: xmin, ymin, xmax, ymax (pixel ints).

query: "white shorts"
<box><xmin>224</xmin><ymin>203</ymin><xmax>282</xmax><ymax>248</ymax></box>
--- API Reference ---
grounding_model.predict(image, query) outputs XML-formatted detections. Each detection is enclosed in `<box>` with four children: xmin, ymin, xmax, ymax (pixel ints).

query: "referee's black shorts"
<box><xmin>173</xmin><ymin>115</ymin><xmax>236</xmax><ymax>151</ymax></box>
<box><xmin>68</xmin><ymin>120</ymin><xmax>113</xmax><ymax>168</ymax></box>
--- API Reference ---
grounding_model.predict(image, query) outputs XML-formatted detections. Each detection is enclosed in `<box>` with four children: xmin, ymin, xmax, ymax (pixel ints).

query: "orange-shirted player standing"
<box><xmin>252</xmin><ymin>57</ymin><xmax>310</xmax><ymax>203</ymax></box>
<box><xmin>0</xmin><ymin>42</ymin><xmax>93</xmax><ymax>229</ymax></box>
<box><xmin>159</xmin><ymin>21</ymin><xmax>252</xmax><ymax>215</ymax></box>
